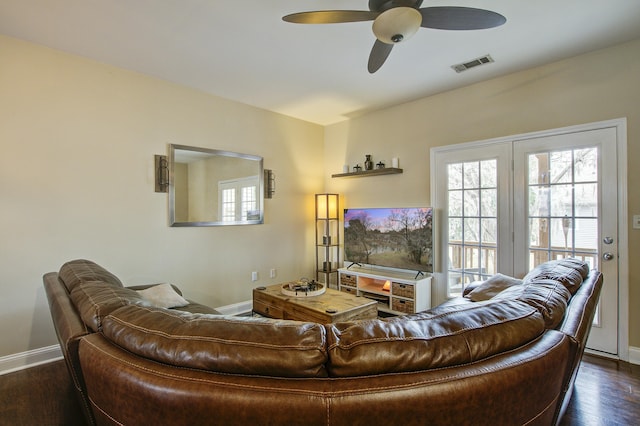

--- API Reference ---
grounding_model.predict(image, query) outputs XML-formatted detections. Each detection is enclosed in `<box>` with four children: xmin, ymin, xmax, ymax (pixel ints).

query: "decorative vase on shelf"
<box><xmin>353</xmin><ymin>164</ymin><xmax>362</xmax><ymax>172</ymax></box>
<box><xmin>364</xmin><ymin>155</ymin><xmax>373</xmax><ymax>170</ymax></box>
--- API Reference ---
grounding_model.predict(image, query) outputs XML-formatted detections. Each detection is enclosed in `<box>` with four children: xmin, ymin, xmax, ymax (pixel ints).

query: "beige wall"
<box><xmin>2</xmin><ymin>32</ymin><xmax>639</xmax><ymax>360</ymax></box>
<box><xmin>324</xmin><ymin>38</ymin><xmax>640</xmax><ymax>350</ymax></box>
<box><xmin>0</xmin><ymin>35</ymin><xmax>324</xmax><ymax>358</ymax></box>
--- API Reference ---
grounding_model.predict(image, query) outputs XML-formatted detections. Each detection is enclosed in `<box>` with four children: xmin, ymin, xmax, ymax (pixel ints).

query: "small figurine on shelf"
<box><xmin>364</xmin><ymin>154</ymin><xmax>373</xmax><ymax>170</ymax></box>
<box><xmin>376</xmin><ymin>161</ymin><xmax>385</xmax><ymax>169</ymax></box>
<box><xmin>353</xmin><ymin>164</ymin><xmax>362</xmax><ymax>172</ymax></box>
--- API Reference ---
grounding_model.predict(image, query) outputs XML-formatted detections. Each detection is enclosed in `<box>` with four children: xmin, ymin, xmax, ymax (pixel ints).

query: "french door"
<box><xmin>513</xmin><ymin>127</ymin><xmax>618</xmax><ymax>354</ymax></box>
<box><xmin>432</xmin><ymin>120</ymin><xmax>626</xmax><ymax>357</ymax></box>
<box><xmin>434</xmin><ymin>142</ymin><xmax>513</xmax><ymax>298</ymax></box>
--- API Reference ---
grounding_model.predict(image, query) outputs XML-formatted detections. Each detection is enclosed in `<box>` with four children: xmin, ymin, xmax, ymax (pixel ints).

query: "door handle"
<box><xmin>602</xmin><ymin>252</ymin><xmax>615</xmax><ymax>261</ymax></box>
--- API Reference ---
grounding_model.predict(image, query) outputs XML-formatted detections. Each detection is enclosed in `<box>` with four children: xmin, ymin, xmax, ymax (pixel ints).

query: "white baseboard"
<box><xmin>0</xmin><ymin>345</ymin><xmax>62</xmax><ymax>376</ymax></box>
<box><xmin>214</xmin><ymin>299</ymin><xmax>253</xmax><ymax>316</ymax></box>
<box><xmin>629</xmin><ymin>346</ymin><xmax>640</xmax><ymax>365</ymax></box>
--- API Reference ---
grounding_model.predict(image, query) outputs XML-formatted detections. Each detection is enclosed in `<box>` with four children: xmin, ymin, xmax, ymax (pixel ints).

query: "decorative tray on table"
<box><xmin>280</xmin><ymin>280</ymin><xmax>326</xmax><ymax>297</ymax></box>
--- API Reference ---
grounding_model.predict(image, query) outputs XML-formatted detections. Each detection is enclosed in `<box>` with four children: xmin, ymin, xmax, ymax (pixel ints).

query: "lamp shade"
<box><xmin>316</xmin><ymin>193</ymin><xmax>339</xmax><ymax>220</ymax></box>
<box><xmin>372</xmin><ymin>7</ymin><xmax>422</xmax><ymax>44</ymax></box>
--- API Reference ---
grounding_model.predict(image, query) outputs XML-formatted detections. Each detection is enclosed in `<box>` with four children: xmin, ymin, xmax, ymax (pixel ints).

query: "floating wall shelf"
<box><xmin>331</xmin><ymin>168</ymin><xmax>403</xmax><ymax>178</ymax></box>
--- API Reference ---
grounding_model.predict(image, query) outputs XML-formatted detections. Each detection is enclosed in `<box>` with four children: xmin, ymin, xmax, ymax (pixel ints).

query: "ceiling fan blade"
<box><xmin>420</xmin><ymin>7</ymin><xmax>506</xmax><ymax>30</ymax></box>
<box><xmin>368</xmin><ymin>40</ymin><xmax>393</xmax><ymax>74</ymax></box>
<box><xmin>283</xmin><ymin>10</ymin><xmax>379</xmax><ymax>24</ymax></box>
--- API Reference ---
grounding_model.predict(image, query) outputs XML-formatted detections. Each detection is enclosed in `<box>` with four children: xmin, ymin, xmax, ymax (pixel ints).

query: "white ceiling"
<box><xmin>2</xmin><ymin>0</ymin><xmax>640</xmax><ymax>125</ymax></box>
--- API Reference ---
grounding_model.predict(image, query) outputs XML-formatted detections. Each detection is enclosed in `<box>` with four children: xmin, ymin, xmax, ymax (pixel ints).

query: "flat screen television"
<box><xmin>343</xmin><ymin>207</ymin><xmax>433</xmax><ymax>274</ymax></box>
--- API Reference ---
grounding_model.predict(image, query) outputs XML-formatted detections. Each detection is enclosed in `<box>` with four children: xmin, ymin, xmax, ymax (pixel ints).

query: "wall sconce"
<box><xmin>264</xmin><ymin>169</ymin><xmax>276</xmax><ymax>199</ymax></box>
<box><xmin>155</xmin><ymin>155</ymin><xmax>168</xmax><ymax>193</ymax></box>
<box><xmin>315</xmin><ymin>193</ymin><xmax>339</xmax><ymax>220</ymax></box>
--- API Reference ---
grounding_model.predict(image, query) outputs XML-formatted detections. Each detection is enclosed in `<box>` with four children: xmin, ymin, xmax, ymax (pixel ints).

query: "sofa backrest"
<box><xmin>325</xmin><ymin>299</ymin><xmax>546</xmax><ymax>377</ymax></box>
<box><xmin>522</xmin><ymin>258</ymin><xmax>588</xmax><ymax>295</ymax></box>
<box><xmin>101</xmin><ymin>305</ymin><xmax>329</xmax><ymax>378</ymax></box>
<box><xmin>70</xmin><ymin>281</ymin><xmax>146</xmax><ymax>332</ymax></box>
<box><xmin>460</xmin><ymin>258</ymin><xmax>588</xmax><ymax>330</ymax></box>
<box><xmin>494</xmin><ymin>278</ymin><xmax>571</xmax><ymax>329</ymax></box>
<box><xmin>59</xmin><ymin>259</ymin><xmax>124</xmax><ymax>292</ymax></box>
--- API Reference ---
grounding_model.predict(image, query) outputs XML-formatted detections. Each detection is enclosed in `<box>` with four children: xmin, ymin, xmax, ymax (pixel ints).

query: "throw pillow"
<box><xmin>465</xmin><ymin>273</ymin><xmax>522</xmax><ymax>302</ymax></box>
<box><xmin>136</xmin><ymin>283</ymin><xmax>189</xmax><ymax>309</ymax></box>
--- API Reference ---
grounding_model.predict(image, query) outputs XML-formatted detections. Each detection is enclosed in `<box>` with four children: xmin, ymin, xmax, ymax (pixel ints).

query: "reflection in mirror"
<box><xmin>169</xmin><ymin>144</ymin><xmax>264</xmax><ymax>226</ymax></box>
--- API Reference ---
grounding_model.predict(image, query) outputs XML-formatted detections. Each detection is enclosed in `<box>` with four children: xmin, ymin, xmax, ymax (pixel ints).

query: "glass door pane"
<box><xmin>446</xmin><ymin>159</ymin><xmax>498</xmax><ymax>297</ymax></box>
<box><xmin>526</xmin><ymin>148</ymin><xmax>599</xmax><ymax>271</ymax></box>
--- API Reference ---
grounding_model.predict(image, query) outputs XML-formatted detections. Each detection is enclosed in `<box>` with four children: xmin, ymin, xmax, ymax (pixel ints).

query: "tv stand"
<box><xmin>338</xmin><ymin>267</ymin><xmax>432</xmax><ymax>315</ymax></box>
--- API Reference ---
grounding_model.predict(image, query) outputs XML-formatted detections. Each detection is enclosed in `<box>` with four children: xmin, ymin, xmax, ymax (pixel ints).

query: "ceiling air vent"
<box><xmin>451</xmin><ymin>54</ymin><xmax>494</xmax><ymax>73</ymax></box>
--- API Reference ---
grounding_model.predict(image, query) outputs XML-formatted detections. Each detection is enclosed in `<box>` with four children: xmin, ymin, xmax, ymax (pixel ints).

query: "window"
<box><xmin>218</xmin><ymin>176</ymin><xmax>259</xmax><ymax>222</ymax></box>
<box><xmin>241</xmin><ymin>185</ymin><xmax>257</xmax><ymax>220</ymax></box>
<box><xmin>221</xmin><ymin>188</ymin><xmax>236</xmax><ymax>221</ymax></box>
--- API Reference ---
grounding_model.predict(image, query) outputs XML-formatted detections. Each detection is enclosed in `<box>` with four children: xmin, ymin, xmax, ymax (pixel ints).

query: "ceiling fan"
<box><xmin>282</xmin><ymin>0</ymin><xmax>506</xmax><ymax>73</ymax></box>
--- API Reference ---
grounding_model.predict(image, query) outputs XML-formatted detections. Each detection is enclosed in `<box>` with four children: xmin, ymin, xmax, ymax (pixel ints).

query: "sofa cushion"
<box><xmin>102</xmin><ymin>305</ymin><xmax>328</xmax><ymax>378</ymax></box>
<box><xmin>326</xmin><ymin>300</ymin><xmax>545</xmax><ymax>377</ymax></box>
<box><xmin>465</xmin><ymin>273</ymin><xmax>522</xmax><ymax>301</ymax></box>
<box><xmin>59</xmin><ymin>259</ymin><xmax>123</xmax><ymax>292</ymax></box>
<box><xmin>70</xmin><ymin>281</ymin><xmax>146</xmax><ymax>332</ymax></box>
<box><xmin>494</xmin><ymin>279</ymin><xmax>571</xmax><ymax>329</ymax></box>
<box><xmin>523</xmin><ymin>258</ymin><xmax>588</xmax><ymax>295</ymax></box>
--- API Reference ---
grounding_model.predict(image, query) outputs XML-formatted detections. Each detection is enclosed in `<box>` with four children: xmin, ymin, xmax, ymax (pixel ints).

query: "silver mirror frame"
<box><xmin>168</xmin><ymin>144</ymin><xmax>264</xmax><ymax>227</ymax></box>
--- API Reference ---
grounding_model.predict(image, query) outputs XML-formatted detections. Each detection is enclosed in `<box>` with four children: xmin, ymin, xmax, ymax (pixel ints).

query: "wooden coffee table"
<box><xmin>253</xmin><ymin>283</ymin><xmax>377</xmax><ymax>324</ymax></box>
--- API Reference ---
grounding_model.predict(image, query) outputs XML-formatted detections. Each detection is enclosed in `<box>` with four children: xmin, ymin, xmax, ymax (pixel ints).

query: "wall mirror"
<box><xmin>169</xmin><ymin>144</ymin><xmax>264</xmax><ymax>226</ymax></box>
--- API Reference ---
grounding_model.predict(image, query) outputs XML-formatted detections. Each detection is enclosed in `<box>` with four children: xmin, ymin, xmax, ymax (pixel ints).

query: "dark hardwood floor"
<box><xmin>0</xmin><ymin>359</ymin><xmax>85</xmax><ymax>426</ymax></box>
<box><xmin>559</xmin><ymin>355</ymin><xmax>640</xmax><ymax>426</ymax></box>
<box><xmin>0</xmin><ymin>354</ymin><xmax>638</xmax><ymax>425</ymax></box>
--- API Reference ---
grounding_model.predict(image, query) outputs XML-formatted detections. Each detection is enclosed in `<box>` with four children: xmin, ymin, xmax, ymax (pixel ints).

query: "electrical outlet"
<box><xmin>251</xmin><ymin>271</ymin><xmax>258</xmax><ymax>281</ymax></box>
<box><xmin>270</xmin><ymin>268</ymin><xmax>277</xmax><ymax>278</ymax></box>
<box><xmin>634</xmin><ymin>215</ymin><xmax>640</xmax><ymax>230</ymax></box>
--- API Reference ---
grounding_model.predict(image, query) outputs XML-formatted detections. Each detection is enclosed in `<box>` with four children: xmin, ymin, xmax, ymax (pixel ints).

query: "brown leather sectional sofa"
<box><xmin>43</xmin><ymin>258</ymin><xmax>602</xmax><ymax>426</ymax></box>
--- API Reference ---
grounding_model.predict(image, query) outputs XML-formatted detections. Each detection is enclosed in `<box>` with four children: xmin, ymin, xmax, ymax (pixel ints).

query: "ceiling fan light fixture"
<box><xmin>372</xmin><ymin>7</ymin><xmax>422</xmax><ymax>44</ymax></box>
